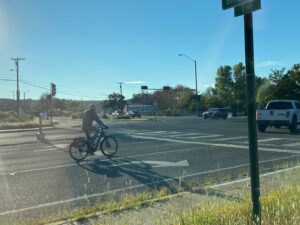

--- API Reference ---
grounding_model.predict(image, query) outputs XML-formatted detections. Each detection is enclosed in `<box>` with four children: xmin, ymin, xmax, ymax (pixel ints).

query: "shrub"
<box><xmin>115</xmin><ymin>115</ymin><xmax>131</xmax><ymax>119</ymax></box>
<box><xmin>71</xmin><ymin>113</ymin><xmax>80</xmax><ymax>119</ymax></box>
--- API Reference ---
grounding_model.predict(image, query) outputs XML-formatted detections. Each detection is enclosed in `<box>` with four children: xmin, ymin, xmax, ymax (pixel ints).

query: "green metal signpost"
<box><xmin>235</xmin><ymin>0</ymin><xmax>261</xmax><ymax>17</ymax></box>
<box><xmin>222</xmin><ymin>0</ymin><xmax>254</xmax><ymax>10</ymax></box>
<box><xmin>222</xmin><ymin>0</ymin><xmax>261</xmax><ymax>224</ymax></box>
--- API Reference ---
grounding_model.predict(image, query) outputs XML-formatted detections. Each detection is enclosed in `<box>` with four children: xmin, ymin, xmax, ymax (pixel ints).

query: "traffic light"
<box><xmin>163</xmin><ymin>86</ymin><xmax>171</xmax><ymax>91</ymax></box>
<box><xmin>195</xmin><ymin>94</ymin><xmax>201</xmax><ymax>101</ymax></box>
<box><xmin>51</xmin><ymin>83</ymin><xmax>56</xmax><ymax>96</ymax></box>
<box><xmin>141</xmin><ymin>85</ymin><xmax>148</xmax><ymax>90</ymax></box>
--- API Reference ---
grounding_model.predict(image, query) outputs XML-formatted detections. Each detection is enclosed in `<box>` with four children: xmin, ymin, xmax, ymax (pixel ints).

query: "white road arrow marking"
<box><xmin>109</xmin><ymin>160</ymin><xmax>189</xmax><ymax>168</ymax></box>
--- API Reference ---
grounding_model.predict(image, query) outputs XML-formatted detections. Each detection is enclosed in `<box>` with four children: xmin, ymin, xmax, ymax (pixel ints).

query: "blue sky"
<box><xmin>0</xmin><ymin>0</ymin><xmax>299</xmax><ymax>100</ymax></box>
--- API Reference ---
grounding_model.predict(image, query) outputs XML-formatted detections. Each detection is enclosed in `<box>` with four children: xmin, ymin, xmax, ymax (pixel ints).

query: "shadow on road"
<box><xmin>76</xmin><ymin>158</ymin><xmax>174</xmax><ymax>190</ymax></box>
<box><xmin>37</xmin><ymin>135</ymin><xmax>69</xmax><ymax>152</ymax></box>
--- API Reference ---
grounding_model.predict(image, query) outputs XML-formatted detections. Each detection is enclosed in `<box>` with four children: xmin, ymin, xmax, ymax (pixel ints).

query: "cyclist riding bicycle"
<box><xmin>82</xmin><ymin>105</ymin><xmax>108</xmax><ymax>151</ymax></box>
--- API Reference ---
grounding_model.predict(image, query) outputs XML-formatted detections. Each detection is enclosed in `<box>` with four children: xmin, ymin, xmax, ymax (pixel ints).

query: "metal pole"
<box><xmin>16</xmin><ymin>60</ymin><xmax>20</xmax><ymax>117</ymax></box>
<box><xmin>195</xmin><ymin>60</ymin><xmax>199</xmax><ymax>116</ymax></box>
<box><xmin>244</xmin><ymin>13</ymin><xmax>261</xmax><ymax>224</ymax></box>
<box><xmin>11</xmin><ymin>58</ymin><xmax>25</xmax><ymax>117</ymax></box>
<box><xmin>50</xmin><ymin>96</ymin><xmax>53</xmax><ymax>126</ymax></box>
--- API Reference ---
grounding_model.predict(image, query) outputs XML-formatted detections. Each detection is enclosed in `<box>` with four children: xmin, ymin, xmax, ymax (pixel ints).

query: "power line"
<box><xmin>0</xmin><ymin>78</ymin><xmax>16</xmax><ymax>82</ymax></box>
<box><xmin>20</xmin><ymin>80</ymin><xmax>49</xmax><ymax>90</ymax></box>
<box><xmin>21</xmin><ymin>76</ymin><xmax>107</xmax><ymax>96</ymax></box>
<box><xmin>20</xmin><ymin>80</ymin><xmax>102</xmax><ymax>99</ymax></box>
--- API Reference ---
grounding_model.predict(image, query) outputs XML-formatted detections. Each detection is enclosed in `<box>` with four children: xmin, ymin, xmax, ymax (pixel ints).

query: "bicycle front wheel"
<box><xmin>100</xmin><ymin>136</ymin><xmax>118</xmax><ymax>157</ymax></box>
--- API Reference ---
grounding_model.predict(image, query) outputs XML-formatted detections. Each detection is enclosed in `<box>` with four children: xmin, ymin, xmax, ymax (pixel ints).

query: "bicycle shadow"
<box><xmin>76</xmin><ymin>158</ymin><xmax>176</xmax><ymax>190</ymax></box>
<box><xmin>36</xmin><ymin>134</ymin><xmax>68</xmax><ymax>152</ymax></box>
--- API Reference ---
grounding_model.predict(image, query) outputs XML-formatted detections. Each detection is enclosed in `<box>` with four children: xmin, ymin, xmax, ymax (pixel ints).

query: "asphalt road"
<box><xmin>0</xmin><ymin>117</ymin><xmax>300</xmax><ymax>223</ymax></box>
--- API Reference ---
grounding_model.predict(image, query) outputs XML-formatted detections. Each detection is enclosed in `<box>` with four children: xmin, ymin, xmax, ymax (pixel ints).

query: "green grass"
<box><xmin>169</xmin><ymin>186</ymin><xmax>300</xmax><ymax>225</ymax></box>
<box><xmin>0</xmin><ymin>111</ymin><xmax>34</xmax><ymax>123</ymax></box>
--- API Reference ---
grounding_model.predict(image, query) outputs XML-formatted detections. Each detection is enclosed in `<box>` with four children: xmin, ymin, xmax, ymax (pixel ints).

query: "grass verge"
<box><xmin>12</xmin><ymin>188</ymin><xmax>173</xmax><ymax>225</ymax></box>
<box><xmin>0</xmin><ymin>121</ymin><xmax>58</xmax><ymax>130</ymax></box>
<box><xmin>170</xmin><ymin>186</ymin><xmax>300</xmax><ymax>225</ymax></box>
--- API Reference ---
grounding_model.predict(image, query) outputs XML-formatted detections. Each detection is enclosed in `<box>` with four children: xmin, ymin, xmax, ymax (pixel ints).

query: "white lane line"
<box><xmin>282</xmin><ymin>142</ymin><xmax>300</xmax><ymax>147</ymax></box>
<box><xmin>130</xmin><ymin>135</ymin><xmax>300</xmax><ymax>154</ymax></box>
<box><xmin>1</xmin><ymin>156</ymin><xmax>298</xmax><ymax>216</ymax></box>
<box><xmin>168</xmin><ymin>133</ymin><xmax>203</xmax><ymax>138</ymax></box>
<box><xmin>186</xmin><ymin>134</ymin><xmax>223</xmax><ymax>139</ymax></box>
<box><xmin>258</xmin><ymin>138</ymin><xmax>284</xmax><ymax>143</ymax></box>
<box><xmin>214</xmin><ymin>136</ymin><xmax>247</xmax><ymax>141</ymax></box>
<box><xmin>211</xmin><ymin>165</ymin><xmax>300</xmax><ymax>189</ymax></box>
<box><xmin>241</xmin><ymin>138</ymin><xmax>284</xmax><ymax>144</ymax></box>
<box><xmin>239</xmin><ymin>138</ymin><xmax>284</xmax><ymax>146</ymax></box>
<box><xmin>0</xmin><ymin>146</ymin><xmax>206</xmax><ymax>177</ymax></box>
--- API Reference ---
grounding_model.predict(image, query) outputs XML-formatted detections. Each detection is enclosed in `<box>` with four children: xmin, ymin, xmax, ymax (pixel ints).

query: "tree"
<box><xmin>269</xmin><ymin>68</ymin><xmax>285</xmax><ymax>84</ymax></box>
<box><xmin>32</xmin><ymin>93</ymin><xmax>50</xmax><ymax>114</ymax></box>
<box><xmin>68</xmin><ymin>100</ymin><xmax>81</xmax><ymax>112</ymax></box>
<box><xmin>233</xmin><ymin>63</ymin><xmax>247</xmax><ymax>102</ymax></box>
<box><xmin>256</xmin><ymin>79</ymin><xmax>274</xmax><ymax>106</ymax></box>
<box><xmin>54</xmin><ymin>98</ymin><xmax>66</xmax><ymax>111</ymax></box>
<box><xmin>289</xmin><ymin>64</ymin><xmax>300</xmax><ymax>85</ymax></box>
<box><xmin>101</xmin><ymin>93</ymin><xmax>126</xmax><ymax>111</ymax></box>
<box><xmin>215</xmin><ymin>65</ymin><xmax>234</xmax><ymax>106</ymax></box>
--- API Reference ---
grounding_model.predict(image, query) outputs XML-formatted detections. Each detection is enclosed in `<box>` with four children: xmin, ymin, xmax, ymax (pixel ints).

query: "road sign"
<box><xmin>234</xmin><ymin>0</ymin><xmax>261</xmax><ymax>17</ymax></box>
<box><xmin>222</xmin><ymin>0</ymin><xmax>254</xmax><ymax>10</ymax></box>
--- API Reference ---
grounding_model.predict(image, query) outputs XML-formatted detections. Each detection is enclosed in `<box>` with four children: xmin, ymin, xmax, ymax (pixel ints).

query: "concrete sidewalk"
<box><xmin>49</xmin><ymin>165</ymin><xmax>300</xmax><ymax>225</ymax></box>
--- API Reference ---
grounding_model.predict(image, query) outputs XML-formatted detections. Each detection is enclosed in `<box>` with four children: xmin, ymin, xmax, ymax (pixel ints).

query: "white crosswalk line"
<box><xmin>282</xmin><ymin>142</ymin><xmax>300</xmax><ymax>147</ymax></box>
<box><xmin>130</xmin><ymin>134</ymin><xmax>300</xmax><ymax>154</ymax></box>
<box><xmin>258</xmin><ymin>138</ymin><xmax>284</xmax><ymax>143</ymax></box>
<box><xmin>187</xmin><ymin>134</ymin><xmax>223</xmax><ymax>139</ymax></box>
<box><xmin>214</xmin><ymin>136</ymin><xmax>247</xmax><ymax>141</ymax></box>
<box><xmin>241</xmin><ymin>138</ymin><xmax>284</xmax><ymax>144</ymax></box>
<box><xmin>168</xmin><ymin>133</ymin><xmax>203</xmax><ymax>138</ymax></box>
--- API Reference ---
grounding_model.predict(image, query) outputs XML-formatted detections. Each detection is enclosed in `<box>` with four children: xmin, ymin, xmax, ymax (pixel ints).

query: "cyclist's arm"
<box><xmin>93</xmin><ymin>113</ymin><xmax>107</xmax><ymax>128</ymax></box>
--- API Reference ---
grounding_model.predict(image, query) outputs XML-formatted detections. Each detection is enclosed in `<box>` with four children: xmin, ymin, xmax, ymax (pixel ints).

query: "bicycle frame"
<box><xmin>89</xmin><ymin>127</ymin><xmax>106</xmax><ymax>151</ymax></box>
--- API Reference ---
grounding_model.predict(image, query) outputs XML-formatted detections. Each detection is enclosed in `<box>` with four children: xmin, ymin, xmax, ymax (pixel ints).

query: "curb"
<box><xmin>0</xmin><ymin>127</ymin><xmax>56</xmax><ymax>133</ymax></box>
<box><xmin>48</xmin><ymin>192</ymin><xmax>188</xmax><ymax>225</ymax></box>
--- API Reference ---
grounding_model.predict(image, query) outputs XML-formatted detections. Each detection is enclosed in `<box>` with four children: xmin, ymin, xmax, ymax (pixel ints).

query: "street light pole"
<box><xmin>117</xmin><ymin>82</ymin><xmax>123</xmax><ymax>96</ymax></box>
<box><xmin>179</xmin><ymin>54</ymin><xmax>199</xmax><ymax>116</ymax></box>
<box><xmin>194</xmin><ymin>60</ymin><xmax>199</xmax><ymax>116</ymax></box>
<box><xmin>11</xmin><ymin>57</ymin><xmax>25</xmax><ymax>118</ymax></box>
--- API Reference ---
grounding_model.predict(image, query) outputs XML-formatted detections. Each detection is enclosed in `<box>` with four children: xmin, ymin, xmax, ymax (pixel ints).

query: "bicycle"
<box><xmin>69</xmin><ymin>126</ymin><xmax>118</xmax><ymax>160</ymax></box>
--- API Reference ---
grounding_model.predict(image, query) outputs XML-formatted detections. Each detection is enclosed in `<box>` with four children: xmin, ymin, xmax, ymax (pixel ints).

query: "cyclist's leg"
<box><xmin>84</xmin><ymin>130</ymin><xmax>91</xmax><ymax>140</ymax></box>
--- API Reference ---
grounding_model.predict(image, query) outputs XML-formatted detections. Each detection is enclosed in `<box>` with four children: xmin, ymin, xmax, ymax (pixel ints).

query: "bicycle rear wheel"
<box><xmin>100</xmin><ymin>136</ymin><xmax>118</xmax><ymax>157</ymax></box>
<box><xmin>69</xmin><ymin>141</ymin><xmax>89</xmax><ymax>160</ymax></box>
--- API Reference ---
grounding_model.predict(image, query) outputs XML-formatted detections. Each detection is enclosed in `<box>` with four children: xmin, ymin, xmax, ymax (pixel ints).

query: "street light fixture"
<box><xmin>179</xmin><ymin>53</ymin><xmax>199</xmax><ymax>116</ymax></box>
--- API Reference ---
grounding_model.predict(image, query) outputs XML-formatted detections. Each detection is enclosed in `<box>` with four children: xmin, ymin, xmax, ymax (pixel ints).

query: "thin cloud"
<box><xmin>124</xmin><ymin>81</ymin><xmax>145</xmax><ymax>84</ymax></box>
<box><xmin>256</xmin><ymin>61</ymin><xmax>284</xmax><ymax>68</ymax></box>
<box><xmin>204</xmin><ymin>84</ymin><xmax>215</xmax><ymax>88</ymax></box>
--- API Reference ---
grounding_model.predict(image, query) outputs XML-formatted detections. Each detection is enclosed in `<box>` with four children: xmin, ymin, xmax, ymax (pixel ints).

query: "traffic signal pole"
<box><xmin>244</xmin><ymin>13</ymin><xmax>261</xmax><ymax>224</ymax></box>
<box><xmin>11</xmin><ymin>58</ymin><xmax>25</xmax><ymax>117</ymax></box>
<box><xmin>50</xmin><ymin>83</ymin><xmax>57</xmax><ymax>126</ymax></box>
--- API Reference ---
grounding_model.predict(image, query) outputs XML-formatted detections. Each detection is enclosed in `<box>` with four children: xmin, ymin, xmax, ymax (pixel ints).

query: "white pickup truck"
<box><xmin>256</xmin><ymin>100</ymin><xmax>300</xmax><ymax>133</ymax></box>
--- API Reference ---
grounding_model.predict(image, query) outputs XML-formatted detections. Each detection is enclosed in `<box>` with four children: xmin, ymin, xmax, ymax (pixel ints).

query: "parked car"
<box><xmin>127</xmin><ymin>110</ymin><xmax>141</xmax><ymax>118</ymax></box>
<box><xmin>256</xmin><ymin>100</ymin><xmax>300</xmax><ymax>133</ymax></box>
<box><xmin>203</xmin><ymin>108</ymin><xmax>228</xmax><ymax>119</ymax></box>
<box><xmin>112</xmin><ymin>110</ymin><xmax>123</xmax><ymax>117</ymax></box>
